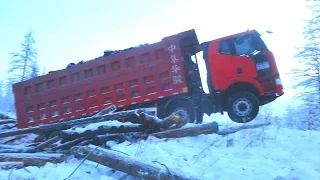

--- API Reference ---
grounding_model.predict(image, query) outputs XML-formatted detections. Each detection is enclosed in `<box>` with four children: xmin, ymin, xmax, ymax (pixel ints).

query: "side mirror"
<box><xmin>266</xmin><ymin>30</ymin><xmax>273</xmax><ymax>34</ymax></box>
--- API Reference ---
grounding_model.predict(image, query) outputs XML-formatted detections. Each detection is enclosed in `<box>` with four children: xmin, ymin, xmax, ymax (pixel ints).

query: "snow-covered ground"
<box><xmin>0</xmin><ymin>114</ymin><xmax>319</xmax><ymax>180</ymax></box>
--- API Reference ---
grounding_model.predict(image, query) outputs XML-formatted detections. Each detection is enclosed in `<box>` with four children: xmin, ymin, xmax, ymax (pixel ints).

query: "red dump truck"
<box><xmin>13</xmin><ymin>29</ymin><xmax>284</xmax><ymax>128</ymax></box>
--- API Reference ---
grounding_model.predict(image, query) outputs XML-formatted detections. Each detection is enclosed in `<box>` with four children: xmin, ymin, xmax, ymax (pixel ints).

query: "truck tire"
<box><xmin>165</xmin><ymin>99</ymin><xmax>196</xmax><ymax>123</ymax></box>
<box><xmin>227</xmin><ymin>91</ymin><xmax>259</xmax><ymax>123</ymax></box>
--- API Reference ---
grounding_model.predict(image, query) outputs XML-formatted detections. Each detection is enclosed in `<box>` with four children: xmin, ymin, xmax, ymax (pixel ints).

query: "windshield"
<box><xmin>233</xmin><ymin>33</ymin><xmax>268</xmax><ymax>56</ymax></box>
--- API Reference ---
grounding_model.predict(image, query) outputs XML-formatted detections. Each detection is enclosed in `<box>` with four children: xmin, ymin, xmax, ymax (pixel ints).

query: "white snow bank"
<box><xmin>110</xmin><ymin>124</ymin><xmax>320</xmax><ymax>180</ymax></box>
<box><xmin>0</xmin><ymin>121</ymin><xmax>319</xmax><ymax>180</ymax></box>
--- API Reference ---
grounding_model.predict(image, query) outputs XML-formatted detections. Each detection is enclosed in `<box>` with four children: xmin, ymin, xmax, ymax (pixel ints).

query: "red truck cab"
<box><xmin>200</xmin><ymin>29</ymin><xmax>284</xmax><ymax>122</ymax></box>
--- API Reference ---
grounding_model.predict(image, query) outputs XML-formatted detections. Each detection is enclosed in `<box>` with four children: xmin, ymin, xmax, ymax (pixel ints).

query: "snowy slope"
<box><xmin>0</xmin><ymin>116</ymin><xmax>319</xmax><ymax>180</ymax></box>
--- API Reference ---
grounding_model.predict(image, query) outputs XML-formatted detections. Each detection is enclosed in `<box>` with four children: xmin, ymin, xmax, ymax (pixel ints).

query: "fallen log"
<box><xmin>98</xmin><ymin>124</ymin><xmax>147</xmax><ymax>134</ymax></box>
<box><xmin>0</xmin><ymin>135</ymin><xmax>27</xmax><ymax>144</ymax></box>
<box><xmin>0</xmin><ymin>149</ymin><xmax>24</xmax><ymax>153</ymax></box>
<box><xmin>60</xmin><ymin>124</ymin><xmax>146</xmax><ymax>141</ymax></box>
<box><xmin>71</xmin><ymin>145</ymin><xmax>199</xmax><ymax>180</ymax></box>
<box><xmin>92</xmin><ymin>132</ymin><xmax>145</xmax><ymax>145</ymax></box>
<box><xmin>0</xmin><ymin>153</ymin><xmax>66</xmax><ymax>166</ymax></box>
<box><xmin>150</xmin><ymin>121</ymin><xmax>219</xmax><ymax>139</ymax></box>
<box><xmin>25</xmin><ymin>136</ymin><xmax>61</xmax><ymax>153</ymax></box>
<box><xmin>0</xmin><ymin>162</ymin><xmax>24</xmax><ymax>170</ymax></box>
<box><xmin>217</xmin><ymin>122</ymin><xmax>271</xmax><ymax>136</ymax></box>
<box><xmin>0</xmin><ymin>119</ymin><xmax>16</xmax><ymax>125</ymax></box>
<box><xmin>0</xmin><ymin>113</ymin><xmax>12</xmax><ymax>120</ymax></box>
<box><xmin>0</xmin><ymin>108</ymin><xmax>145</xmax><ymax>139</ymax></box>
<box><xmin>52</xmin><ymin>137</ymin><xmax>88</xmax><ymax>151</ymax></box>
<box><xmin>0</xmin><ymin>123</ymin><xmax>16</xmax><ymax>130</ymax></box>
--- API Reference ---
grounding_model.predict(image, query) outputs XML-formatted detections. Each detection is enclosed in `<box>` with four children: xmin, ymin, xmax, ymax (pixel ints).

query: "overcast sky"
<box><xmin>0</xmin><ymin>0</ymin><xmax>308</xmax><ymax>97</ymax></box>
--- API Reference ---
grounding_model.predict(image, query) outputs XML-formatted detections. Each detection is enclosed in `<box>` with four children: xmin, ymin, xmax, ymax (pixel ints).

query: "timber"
<box><xmin>151</xmin><ymin>121</ymin><xmax>219</xmax><ymax>139</ymax></box>
<box><xmin>27</xmin><ymin>136</ymin><xmax>61</xmax><ymax>152</ymax></box>
<box><xmin>0</xmin><ymin>119</ymin><xmax>16</xmax><ymax>125</ymax></box>
<box><xmin>0</xmin><ymin>153</ymin><xmax>66</xmax><ymax>166</ymax></box>
<box><xmin>71</xmin><ymin>145</ymin><xmax>199</xmax><ymax>180</ymax></box>
<box><xmin>92</xmin><ymin>132</ymin><xmax>145</xmax><ymax>145</ymax></box>
<box><xmin>60</xmin><ymin>124</ymin><xmax>146</xmax><ymax>141</ymax></box>
<box><xmin>52</xmin><ymin>137</ymin><xmax>88</xmax><ymax>151</ymax></box>
<box><xmin>0</xmin><ymin>162</ymin><xmax>24</xmax><ymax>170</ymax></box>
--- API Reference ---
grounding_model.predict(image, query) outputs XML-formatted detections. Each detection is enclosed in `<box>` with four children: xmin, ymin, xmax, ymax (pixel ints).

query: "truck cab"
<box><xmin>200</xmin><ymin>30</ymin><xmax>284</xmax><ymax>122</ymax></box>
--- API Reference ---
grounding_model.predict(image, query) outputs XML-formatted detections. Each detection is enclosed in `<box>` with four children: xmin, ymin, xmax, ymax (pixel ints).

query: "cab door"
<box><xmin>207</xmin><ymin>40</ymin><xmax>236</xmax><ymax>91</ymax></box>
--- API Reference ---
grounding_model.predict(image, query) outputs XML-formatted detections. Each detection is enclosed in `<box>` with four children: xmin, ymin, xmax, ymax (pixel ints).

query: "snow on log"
<box><xmin>71</xmin><ymin>145</ymin><xmax>199</xmax><ymax>180</ymax></box>
<box><xmin>150</xmin><ymin>121</ymin><xmax>219</xmax><ymax>139</ymax></box>
<box><xmin>0</xmin><ymin>153</ymin><xmax>66</xmax><ymax>166</ymax></box>
<box><xmin>0</xmin><ymin>109</ymin><xmax>143</xmax><ymax>139</ymax></box>
<box><xmin>60</xmin><ymin>124</ymin><xmax>146</xmax><ymax>141</ymax></box>
<box><xmin>217</xmin><ymin>122</ymin><xmax>271</xmax><ymax>136</ymax></box>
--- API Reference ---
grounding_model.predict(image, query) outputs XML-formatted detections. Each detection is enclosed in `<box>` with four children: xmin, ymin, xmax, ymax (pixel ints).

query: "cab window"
<box><xmin>219</xmin><ymin>40</ymin><xmax>232</xmax><ymax>54</ymax></box>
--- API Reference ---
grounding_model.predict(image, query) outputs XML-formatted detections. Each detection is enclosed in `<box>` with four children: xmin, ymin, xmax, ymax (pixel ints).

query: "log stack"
<box><xmin>0</xmin><ymin>105</ymin><xmax>272</xmax><ymax>179</ymax></box>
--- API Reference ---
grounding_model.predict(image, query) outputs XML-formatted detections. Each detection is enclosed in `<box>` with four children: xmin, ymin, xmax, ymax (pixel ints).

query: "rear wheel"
<box><xmin>165</xmin><ymin>99</ymin><xmax>196</xmax><ymax>123</ymax></box>
<box><xmin>227</xmin><ymin>91</ymin><xmax>259</xmax><ymax>123</ymax></box>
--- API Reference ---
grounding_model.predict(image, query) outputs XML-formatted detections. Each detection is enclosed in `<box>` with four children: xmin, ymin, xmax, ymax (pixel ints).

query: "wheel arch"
<box><xmin>222</xmin><ymin>82</ymin><xmax>261</xmax><ymax>110</ymax></box>
<box><xmin>164</xmin><ymin>95</ymin><xmax>195</xmax><ymax>110</ymax></box>
<box><xmin>222</xmin><ymin>78</ymin><xmax>264</xmax><ymax>96</ymax></box>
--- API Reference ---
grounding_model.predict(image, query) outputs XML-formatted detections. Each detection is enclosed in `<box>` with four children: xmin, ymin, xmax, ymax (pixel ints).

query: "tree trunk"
<box><xmin>0</xmin><ymin>153</ymin><xmax>66</xmax><ymax>166</ymax></box>
<box><xmin>60</xmin><ymin>124</ymin><xmax>146</xmax><ymax>141</ymax></box>
<box><xmin>0</xmin><ymin>162</ymin><xmax>24</xmax><ymax>170</ymax></box>
<box><xmin>150</xmin><ymin>122</ymin><xmax>219</xmax><ymax>139</ymax></box>
<box><xmin>92</xmin><ymin>132</ymin><xmax>145</xmax><ymax>145</ymax></box>
<box><xmin>71</xmin><ymin>145</ymin><xmax>199</xmax><ymax>180</ymax></box>
<box><xmin>26</xmin><ymin>136</ymin><xmax>61</xmax><ymax>153</ymax></box>
<box><xmin>0</xmin><ymin>119</ymin><xmax>16</xmax><ymax>125</ymax></box>
<box><xmin>52</xmin><ymin>137</ymin><xmax>88</xmax><ymax>151</ymax></box>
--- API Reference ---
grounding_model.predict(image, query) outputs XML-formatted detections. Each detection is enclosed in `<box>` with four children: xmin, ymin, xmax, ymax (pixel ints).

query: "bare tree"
<box><xmin>8</xmin><ymin>30</ymin><xmax>38</xmax><ymax>82</ymax></box>
<box><xmin>292</xmin><ymin>0</ymin><xmax>320</xmax><ymax>130</ymax></box>
<box><xmin>5</xmin><ymin>30</ymin><xmax>39</xmax><ymax>114</ymax></box>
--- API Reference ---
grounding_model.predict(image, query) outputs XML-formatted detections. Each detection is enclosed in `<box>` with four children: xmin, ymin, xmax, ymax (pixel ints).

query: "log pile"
<box><xmin>0</xmin><ymin>105</ymin><xmax>272</xmax><ymax>179</ymax></box>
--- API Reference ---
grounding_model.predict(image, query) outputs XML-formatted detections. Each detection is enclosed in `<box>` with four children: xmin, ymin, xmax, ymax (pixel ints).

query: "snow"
<box><xmin>0</xmin><ymin>115</ymin><xmax>319</xmax><ymax>180</ymax></box>
<box><xmin>65</xmin><ymin>120</ymin><xmax>134</xmax><ymax>134</ymax></box>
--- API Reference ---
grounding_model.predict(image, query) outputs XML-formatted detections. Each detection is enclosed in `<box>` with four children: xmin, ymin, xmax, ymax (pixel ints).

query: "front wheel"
<box><xmin>227</xmin><ymin>91</ymin><xmax>259</xmax><ymax>123</ymax></box>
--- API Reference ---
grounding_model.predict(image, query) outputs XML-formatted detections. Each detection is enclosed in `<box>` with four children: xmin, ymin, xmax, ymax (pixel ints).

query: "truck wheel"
<box><xmin>166</xmin><ymin>99</ymin><xmax>196</xmax><ymax>123</ymax></box>
<box><xmin>227</xmin><ymin>91</ymin><xmax>259</xmax><ymax>123</ymax></box>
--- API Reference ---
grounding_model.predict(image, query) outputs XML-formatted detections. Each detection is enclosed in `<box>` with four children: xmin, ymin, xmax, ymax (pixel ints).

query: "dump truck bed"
<box><xmin>13</xmin><ymin>29</ymin><xmax>198</xmax><ymax>128</ymax></box>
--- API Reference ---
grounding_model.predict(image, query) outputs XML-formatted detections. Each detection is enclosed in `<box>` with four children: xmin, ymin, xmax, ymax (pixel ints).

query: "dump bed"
<box><xmin>13</xmin><ymin>29</ymin><xmax>198</xmax><ymax>128</ymax></box>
